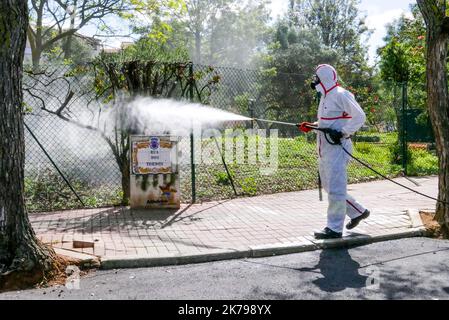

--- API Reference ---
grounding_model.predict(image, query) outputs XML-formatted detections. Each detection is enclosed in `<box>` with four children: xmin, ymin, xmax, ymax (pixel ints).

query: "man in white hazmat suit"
<box><xmin>299</xmin><ymin>64</ymin><xmax>370</xmax><ymax>239</ymax></box>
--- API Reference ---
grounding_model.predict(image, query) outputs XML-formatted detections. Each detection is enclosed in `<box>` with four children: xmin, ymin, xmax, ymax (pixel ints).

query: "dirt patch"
<box><xmin>43</xmin><ymin>255</ymin><xmax>91</xmax><ymax>288</ymax></box>
<box><xmin>420</xmin><ymin>211</ymin><xmax>444</xmax><ymax>239</ymax></box>
<box><xmin>0</xmin><ymin>254</ymin><xmax>93</xmax><ymax>293</ymax></box>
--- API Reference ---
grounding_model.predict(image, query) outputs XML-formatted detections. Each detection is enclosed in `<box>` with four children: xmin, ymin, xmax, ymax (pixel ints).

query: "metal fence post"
<box><xmin>401</xmin><ymin>82</ymin><xmax>408</xmax><ymax>175</ymax></box>
<box><xmin>24</xmin><ymin>122</ymin><xmax>85</xmax><ymax>207</ymax></box>
<box><xmin>248</xmin><ymin>99</ymin><xmax>255</xmax><ymax>129</ymax></box>
<box><xmin>189</xmin><ymin>62</ymin><xmax>196</xmax><ymax>203</ymax></box>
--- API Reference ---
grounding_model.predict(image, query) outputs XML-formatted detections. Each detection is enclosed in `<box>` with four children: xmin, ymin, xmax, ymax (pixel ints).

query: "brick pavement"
<box><xmin>31</xmin><ymin>176</ymin><xmax>437</xmax><ymax>264</ymax></box>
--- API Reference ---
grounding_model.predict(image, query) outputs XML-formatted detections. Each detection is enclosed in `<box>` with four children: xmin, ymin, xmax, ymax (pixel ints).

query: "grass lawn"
<box><xmin>192</xmin><ymin>132</ymin><xmax>438</xmax><ymax>202</ymax></box>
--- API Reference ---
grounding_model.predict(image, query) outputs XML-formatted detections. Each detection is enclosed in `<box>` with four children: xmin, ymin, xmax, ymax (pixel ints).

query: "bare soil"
<box><xmin>0</xmin><ymin>254</ymin><xmax>90</xmax><ymax>293</ymax></box>
<box><xmin>420</xmin><ymin>211</ymin><xmax>445</xmax><ymax>239</ymax></box>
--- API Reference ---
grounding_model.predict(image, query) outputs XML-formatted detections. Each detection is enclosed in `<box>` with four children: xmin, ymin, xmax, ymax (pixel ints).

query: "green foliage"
<box><xmin>234</xmin><ymin>93</ymin><xmax>251</xmax><ymax>116</ymax></box>
<box><xmin>388</xmin><ymin>141</ymin><xmax>412</xmax><ymax>166</ymax></box>
<box><xmin>206</xmin><ymin>0</ymin><xmax>271</xmax><ymax>67</ymax></box>
<box><xmin>353</xmin><ymin>136</ymin><xmax>381</xmax><ymax>143</ymax></box>
<box><xmin>215</xmin><ymin>171</ymin><xmax>231</xmax><ymax>186</ymax></box>
<box><xmin>289</xmin><ymin>0</ymin><xmax>372</xmax><ymax>82</ymax></box>
<box><xmin>25</xmin><ymin>170</ymin><xmax>122</xmax><ymax>212</ymax></box>
<box><xmin>192</xmin><ymin>134</ymin><xmax>438</xmax><ymax>203</ymax></box>
<box><xmin>116</xmin><ymin>37</ymin><xmax>189</xmax><ymax>63</ymax></box>
<box><xmin>252</xmin><ymin>0</ymin><xmax>378</xmax><ymax>130</ymax></box>
<box><xmin>407</xmin><ymin>148</ymin><xmax>439</xmax><ymax>176</ymax></box>
<box><xmin>257</xmin><ymin>26</ymin><xmax>339</xmax><ymax>124</ymax></box>
<box><xmin>36</xmin><ymin>26</ymin><xmax>97</xmax><ymax>65</ymax></box>
<box><xmin>379</xmin><ymin>4</ymin><xmax>428</xmax><ymax>113</ymax></box>
<box><xmin>240</xmin><ymin>177</ymin><xmax>257</xmax><ymax>196</ymax></box>
<box><xmin>130</xmin><ymin>0</ymin><xmax>271</xmax><ymax>67</ymax></box>
<box><xmin>355</xmin><ymin>143</ymin><xmax>373</xmax><ymax>154</ymax></box>
<box><xmin>379</xmin><ymin>38</ymin><xmax>411</xmax><ymax>83</ymax></box>
<box><xmin>28</xmin><ymin>0</ymin><xmax>133</xmax><ymax>67</ymax></box>
<box><xmin>292</xmin><ymin>0</ymin><xmax>369</xmax><ymax>50</ymax></box>
<box><xmin>416</xmin><ymin>110</ymin><xmax>430</xmax><ymax>127</ymax></box>
<box><xmin>380</xmin><ymin>5</ymin><xmax>427</xmax><ymax>83</ymax></box>
<box><xmin>377</xmin><ymin>4</ymin><xmax>431</xmax><ymax>145</ymax></box>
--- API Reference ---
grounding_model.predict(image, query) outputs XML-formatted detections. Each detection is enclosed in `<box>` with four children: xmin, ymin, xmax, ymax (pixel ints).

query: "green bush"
<box><xmin>25</xmin><ymin>170</ymin><xmax>122</xmax><ymax>212</ymax></box>
<box><xmin>215</xmin><ymin>171</ymin><xmax>231</xmax><ymax>185</ymax></box>
<box><xmin>388</xmin><ymin>142</ymin><xmax>412</xmax><ymax>166</ymax></box>
<box><xmin>407</xmin><ymin>148</ymin><xmax>439</xmax><ymax>176</ymax></box>
<box><xmin>240</xmin><ymin>177</ymin><xmax>258</xmax><ymax>196</ymax></box>
<box><xmin>354</xmin><ymin>143</ymin><xmax>372</xmax><ymax>155</ymax></box>
<box><xmin>353</xmin><ymin>135</ymin><xmax>381</xmax><ymax>143</ymax></box>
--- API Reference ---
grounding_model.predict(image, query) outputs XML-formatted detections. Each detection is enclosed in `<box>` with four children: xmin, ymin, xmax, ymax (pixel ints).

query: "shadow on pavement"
<box><xmin>299</xmin><ymin>249</ymin><xmax>368</xmax><ymax>293</ymax></box>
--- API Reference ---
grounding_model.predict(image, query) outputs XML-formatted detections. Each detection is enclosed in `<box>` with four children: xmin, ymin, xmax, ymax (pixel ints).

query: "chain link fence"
<box><xmin>23</xmin><ymin>62</ymin><xmax>437</xmax><ymax>212</ymax></box>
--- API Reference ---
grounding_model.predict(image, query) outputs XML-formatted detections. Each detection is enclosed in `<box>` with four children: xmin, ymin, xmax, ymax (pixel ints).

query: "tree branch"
<box><xmin>41</xmin><ymin>28</ymin><xmax>78</xmax><ymax>51</ymax></box>
<box><xmin>55</xmin><ymin>90</ymin><xmax>75</xmax><ymax>115</ymax></box>
<box><xmin>38</xmin><ymin>94</ymin><xmax>117</xmax><ymax>156</ymax></box>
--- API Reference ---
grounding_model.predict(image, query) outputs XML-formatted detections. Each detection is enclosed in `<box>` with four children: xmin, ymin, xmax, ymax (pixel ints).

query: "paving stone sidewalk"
<box><xmin>31</xmin><ymin>176</ymin><xmax>437</xmax><ymax>268</ymax></box>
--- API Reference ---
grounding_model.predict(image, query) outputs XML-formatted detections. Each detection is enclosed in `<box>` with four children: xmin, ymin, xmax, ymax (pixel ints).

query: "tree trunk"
<box><xmin>426</xmin><ymin>33</ymin><xmax>449</xmax><ymax>233</ymax></box>
<box><xmin>31</xmin><ymin>49</ymin><xmax>42</xmax><ymax>71</ymax></box>
<box><xmin>0</xmin><ymin>0</ymin><xmax>57</xmax><ymax>289</ymax></box>
<box><xmin>64</xmin><ymin>36</ymin><xmax>73</xmax><ymax>60</ymax></box>
<box><xmin>417</xmin><ymin>0</ymin><xmax>449</xmax><ymax>235</ymax></box>
<box><xmin>29</xmin><ymin>1</ymin><xmax>44</xmax><ymax>70</ymax></box>
<box><xmin>64</xmin><ymin>14</ymin><xmax>76</xmax><ymax>61</ymax></box>
<box><xmin>121</xmin><ymin>160</ymin><xmax>130</xmax><ymax>206</ymax></box>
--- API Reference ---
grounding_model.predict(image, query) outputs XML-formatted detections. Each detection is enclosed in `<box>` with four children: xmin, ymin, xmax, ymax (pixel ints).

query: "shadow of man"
<box><xmin>301</xmin><ymin>248</ymin><xmax>369</xmax><ymax>293</ymax></box>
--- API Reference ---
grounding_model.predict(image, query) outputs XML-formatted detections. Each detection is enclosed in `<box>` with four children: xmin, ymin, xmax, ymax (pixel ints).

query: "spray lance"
<box><xmin>252</xmin><ymin>118</ymin><xmax>340</xmax><ymax>201</ymax></box>
<box><xmin>252</xmin><ymin>118</ymin><xmax>449</xmax><ymax>206</ymax></box>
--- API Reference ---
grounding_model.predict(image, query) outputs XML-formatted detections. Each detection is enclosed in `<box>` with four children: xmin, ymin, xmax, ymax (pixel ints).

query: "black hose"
<box><xmin>250</xmin><ymin>120</ymin><xmax>446</xmax><ymax>205</ymax></box>
<box><xmin>340</xmin><ymin>146</ymin><xmax>447</xmax><ymax>205</ymax></box>
<box><xmin>318</xmin><ymin>129</ymin><xmax>448</xmax><ymax>206</ymax></box>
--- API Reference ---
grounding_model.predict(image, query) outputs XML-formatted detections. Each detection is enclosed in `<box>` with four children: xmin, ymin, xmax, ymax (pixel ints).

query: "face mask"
<box><xmin>310</xmin><ymin>75</ymin><xmax>321</xmax><ymax>91</ymax></box>
<box><xmin>311</xmin><ymin>75</ymin><xmax>325</xmax><ymax>94</ymax></box>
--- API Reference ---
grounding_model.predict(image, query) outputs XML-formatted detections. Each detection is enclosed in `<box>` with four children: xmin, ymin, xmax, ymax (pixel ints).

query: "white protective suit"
<box><xmin>315</xmin><ymin>64</ymin><xmax>367</xmax><ymax>233</ymax></box>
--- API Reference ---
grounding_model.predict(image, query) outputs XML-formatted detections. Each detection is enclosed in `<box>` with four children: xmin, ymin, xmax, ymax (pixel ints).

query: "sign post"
<box><xmin>130</xmin><ymin>136</ymin><xmax>181</xmax><ymax>209</ymax></box>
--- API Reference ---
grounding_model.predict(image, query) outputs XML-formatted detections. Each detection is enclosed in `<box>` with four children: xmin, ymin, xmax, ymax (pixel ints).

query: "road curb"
<box><xmin>99</xmin><ymin>228</ymin><xmax>426</xmax><ymax>270</ymax></box>
<box><xmin>407</xmin><ymin>209</ymin><xmax>425</xmax><ymax>228</ymax></box>
<box><xmin>101</xmin><ymin>249</ymin><xmax>253</xmax><ymax>270</ymax></box>
<box><xmin>54</xmin><ymin>247</ymin><xmax>101</xmax><ymax>269</ymax></box>
<box><xmin>249</xmin><ymin>241</ymin><xmax>319</xmax><ymax>258</ymax></box>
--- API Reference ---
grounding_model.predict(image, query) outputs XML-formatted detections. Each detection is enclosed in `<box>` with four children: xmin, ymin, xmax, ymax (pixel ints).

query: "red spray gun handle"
<box><xmin>297</xmin><ymin>122</ymin><xmax>316</xmax><ymax>133</ymax></box>
<box><xmin>302</xmin><ymin>124</ymin><xmax>343</xmax><ymax>145</ymax></box>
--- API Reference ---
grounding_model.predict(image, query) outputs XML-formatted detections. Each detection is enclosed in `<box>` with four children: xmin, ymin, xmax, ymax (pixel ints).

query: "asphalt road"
<box><xmin>1</xmin><ymin>237</ymin><xmax>449</xmax><ymax>300</ymax></box>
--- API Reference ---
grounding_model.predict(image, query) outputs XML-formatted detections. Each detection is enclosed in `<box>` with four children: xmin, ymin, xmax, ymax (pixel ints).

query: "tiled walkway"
<box><xmin>31</xmin><ymin>177</ymin><xmax>437</xmax><ymax>262</ymax></box>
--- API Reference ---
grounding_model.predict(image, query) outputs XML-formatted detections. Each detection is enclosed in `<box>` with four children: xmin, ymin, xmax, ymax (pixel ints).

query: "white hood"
<box><xmin>315</xmin><ymin>64</ymin><xmax>339</xmax><ymax>96</ymax></box>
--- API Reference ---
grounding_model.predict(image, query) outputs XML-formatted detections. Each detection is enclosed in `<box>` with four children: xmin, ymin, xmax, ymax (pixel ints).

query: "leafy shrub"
<box><xmin>353</xmin><ymin>135</ymin><xmax>381</xmax><ymax>143</ymax></box>
<box><xmin>215</xmin><ymin>171</ymin><xmax>231</xmax><ymax>185</ymax></box>
<box><xmin>407</xmin><ymin>148</ymin><xmax>439</xmax><ymax>176</ymax></box>
<box><xmin>388</xmin><ymin>142</ymin><xmax>412</xmax><ymax>166</ymax></box>
<box><xmin>25</xmin><ymin>169</ymin><xmax>122</xmax><ymax>212</ymax></box>
<box><xmin>240</xmin><ymin>177</ymin><xmax>257</xmax><ymax>196</ymax></box>
<box><xmin>354</xmin><ymin>143</ymin><xmax>372</xmax><ymax>155</ymax></box>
